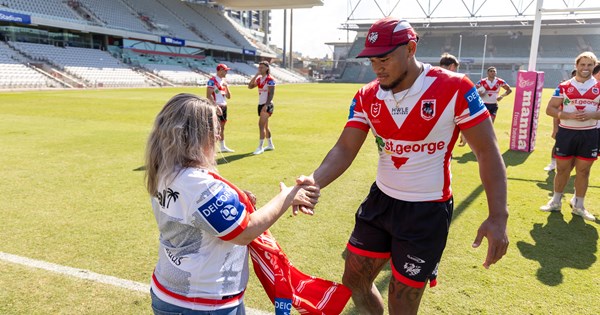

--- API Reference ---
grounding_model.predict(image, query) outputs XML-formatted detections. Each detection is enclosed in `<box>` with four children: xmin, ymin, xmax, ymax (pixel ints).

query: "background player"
<box><xmin>206</xmin><ymin>63</ymin><xmax>234</xmax><ymax>152</ymax></box>
<box><xmin>476</xmin><ymin>66</ymin><xmax>512</xmax><ymax>123</ymax></box>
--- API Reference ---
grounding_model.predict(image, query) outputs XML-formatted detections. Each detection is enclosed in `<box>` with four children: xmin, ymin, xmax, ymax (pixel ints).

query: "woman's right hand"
<box><xmin>279</xmin><ymin>182</ymin><xmax>319</xmax><ymax>215</ymax></box>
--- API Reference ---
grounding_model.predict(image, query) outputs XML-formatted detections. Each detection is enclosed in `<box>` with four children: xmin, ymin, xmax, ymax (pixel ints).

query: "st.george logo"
<box><xmin>420</xmin><ymin>100</ymin><xmax>436</xmax><ymax>120</ymax></box>
<box><xmin>367</xmin><ymin>32</ymin><xmax>378</xmax><ymax>44</ymax></box>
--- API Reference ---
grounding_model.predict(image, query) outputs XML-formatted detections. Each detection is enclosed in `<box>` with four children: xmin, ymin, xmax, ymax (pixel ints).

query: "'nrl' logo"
<box><xmin>367</xmin><ymin>32</ymin><xmax>378</xmax><ymax>44</ymax></box>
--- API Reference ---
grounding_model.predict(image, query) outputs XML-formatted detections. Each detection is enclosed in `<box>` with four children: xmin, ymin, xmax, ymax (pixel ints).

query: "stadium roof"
<box><xmin>215</xmin><ymin>0</ymin><xmax>323</xmax><ymax>10</ymax></box>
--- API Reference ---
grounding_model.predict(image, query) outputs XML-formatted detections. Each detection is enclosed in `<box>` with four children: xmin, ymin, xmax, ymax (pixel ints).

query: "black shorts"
<box><xmin>554</xmin><ymin>127</ymin><xmax>598</xmax><ymax>160</ymax></box>
<box><xmin>347</xmin><ymin>183</ymin><xmax>453</xmax><ymax>288</ymax></box>
<box><xmin>484</xmin><ymin>103</ymin><xmax>498</xmax><ymax>116</ymax></box>
<box><xmin>217</xmin><ymin>105</ymin><xmax>227</xmax><ymax>122</ymax></box>
<box><xmin>258</xmin><ymin>103</ymin><xmax>274</xmax><ymax>116</ymax></box>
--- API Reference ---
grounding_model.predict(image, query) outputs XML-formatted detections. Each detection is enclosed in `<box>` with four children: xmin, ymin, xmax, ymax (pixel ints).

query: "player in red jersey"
<box><xmin>206</xmin><ymin>63</ymin><xmax>234</xmax><ymax>152</ymax></box>
<box><xmin>296</xmin><ymin>17</ymin><xmax>509</xmax><ymax>315</ymax></box>
<box><xmin>248</xmin><ymin>61</ymin><xmax>276</xmax><ymax>155</ymax></box>
<box><xmin>540</xmin><ymin>52</ymin><xmax>600</xmax><ymax>221</ymax></box>
<box><xmin>476</xmin><ymin>66</ymin><xmax>512</xmax><ymax>123</ymax></box>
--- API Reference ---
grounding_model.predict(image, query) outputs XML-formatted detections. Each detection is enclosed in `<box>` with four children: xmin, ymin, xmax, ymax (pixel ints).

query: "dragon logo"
<box><xmin>367</xmin><ymin>32</ymin><xmax>379</xmax><ymax>44</ymax></box>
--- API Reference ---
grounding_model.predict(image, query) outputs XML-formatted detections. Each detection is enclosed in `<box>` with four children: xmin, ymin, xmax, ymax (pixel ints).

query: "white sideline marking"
<box><xmin>0</xmin><ymin>252</ymin><xmax>270</xmax><ymax>315</ymax></box>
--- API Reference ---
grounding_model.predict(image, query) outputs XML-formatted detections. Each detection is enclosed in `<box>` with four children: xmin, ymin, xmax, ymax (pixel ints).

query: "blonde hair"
<box><xmin>575</xmin><ymin>51</ymin><xmax>598</xmax><ymax>65</ymax></box>
<box><xmin>145</xmin><ymin>93</ymin><xmax>218</xmax><ymax>195</ymax></box>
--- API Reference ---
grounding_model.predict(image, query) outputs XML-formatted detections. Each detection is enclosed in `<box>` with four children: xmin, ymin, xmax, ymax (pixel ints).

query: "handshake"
<box><xmin>291</xmin><ymin>175</ymin><xmax>319</xmax><ymax>216</ymax></box>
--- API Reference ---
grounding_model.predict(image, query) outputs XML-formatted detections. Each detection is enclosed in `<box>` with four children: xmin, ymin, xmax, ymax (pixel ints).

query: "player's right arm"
<box><xmin>206</xmin><ymin>86</ymin><xmax>213</xmax><ymax>101</ymax></box>
<box><xmin>546</xmin><ymin>88</ymin><xmax>567</xmax><ymax>119</ymax></box>
<box><xmin>311</xmin><ymin>127</ymin><xmax>367</xmax><ymax>189</ymax></box>
<box><xmin>248</xmin><ymin>74</ymin><xmax>259</xmax><ymax>89</ymax></box>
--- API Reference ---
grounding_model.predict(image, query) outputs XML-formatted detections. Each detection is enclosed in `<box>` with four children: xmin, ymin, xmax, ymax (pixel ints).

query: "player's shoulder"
<box><xmin>358</xmin><ymin>79</ymin><xmax>380</xmax><ymax>94</ymax></box>
<box><xmin>428</xmin><ymin>66</ymin><xmax>464</xmax><ymax>81</ymax></box>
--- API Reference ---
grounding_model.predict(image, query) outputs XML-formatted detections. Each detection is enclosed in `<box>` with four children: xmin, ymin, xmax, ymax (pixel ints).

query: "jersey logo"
<box><xmin>221</xmin><ymin>204</ymin><xmax>239</xmax><ymax>221</ymax></box>
<box><xmin>420</xmin><ymin>100</ymin><xmax>435</xmax><ymax>120</ymax></box>
<box><xmin>391</xmin><ymin>156</ymin><xmax>409</xmax><ymax>169</ymax></box>
<box><xmin>367</xmin><ymin>32</ymin><xmax>378</xmax><ymax>44</ymax></box>
<box><xmin>371</xmin><ymin>102</ymin><xmax>381</xmax><ymax>117</ymax></box>
<box><xmin>568</xmin><ymin>87</ymin><xmax>574</xmax><ymax>93</ymax></box>
<box><xmin>593</xmin><ymin>87</ymin><xmax>599</xmax><ymax>95</ymax></box>
<box><xmin>156</xmin><ymin>188</ymin><xmax>180</xmax><ymax>209</ymax></box>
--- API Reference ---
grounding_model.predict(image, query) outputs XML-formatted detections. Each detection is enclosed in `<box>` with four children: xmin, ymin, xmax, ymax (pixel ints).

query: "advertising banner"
<box><xmin>509</xmin><ymin>70</ymin><xmax>545</xmax><ymax>152</ymax></box>
<box><xmin>0</xmin><ymin>10</ymin><xmax>31</xmax><ymax>24</ymax></box>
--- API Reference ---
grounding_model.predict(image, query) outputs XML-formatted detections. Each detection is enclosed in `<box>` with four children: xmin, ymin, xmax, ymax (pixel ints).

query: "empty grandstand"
<box><xmin>0</xmin><ymin>0</ymin><xmax>311</xmax><ymax>89</ymax></box>
<box><xmin>333</xmin><ymin>0</ymin><xmax>600</xmax><ymax>88</ymax></box>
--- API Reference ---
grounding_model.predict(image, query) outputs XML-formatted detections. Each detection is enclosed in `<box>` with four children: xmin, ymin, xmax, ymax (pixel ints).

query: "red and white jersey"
<box><xmin>476</xmin><ymin>77</ymin><xmax>508</xmax><ymax>104</ymax></box>
<box><xmin>207</xmin><ymin>76</ymin><xmax>228</xmax><ymax>105</ymax></box>
<box><xmin>553</xmin><ymin>77</ymin><xmax>600</xmax><ymax>130</ymax></box>
<box><xmin>150</xmin><ymin>169</ymin><xmax>250</xmax><ymax>311</ymax></box>
<box><xmin>346</xmin><ymin>64</ymin><xmax>490</xmax><ymax>202</ymax></box>
<box><xmin>256</xmin><ymin>74</ymin><xmax>276</xmax><ymax>104</ymax></box>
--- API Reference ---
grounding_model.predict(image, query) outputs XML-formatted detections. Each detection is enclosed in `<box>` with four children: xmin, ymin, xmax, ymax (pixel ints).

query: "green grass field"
<box><xmin>0</xmin><ymin>83</ymin><xmax>598</xmax><ymax>314</ymax></box>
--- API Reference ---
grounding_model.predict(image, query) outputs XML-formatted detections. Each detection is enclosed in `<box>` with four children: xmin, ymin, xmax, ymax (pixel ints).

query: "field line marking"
<box><xmin>0</xmin><ymin>252</ymin><xmax>271</xmax><ymax>315</ymax></box>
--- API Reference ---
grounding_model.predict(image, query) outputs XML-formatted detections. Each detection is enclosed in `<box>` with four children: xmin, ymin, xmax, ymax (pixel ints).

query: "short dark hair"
<box><xmin>593</xmin><ymin>64</ymin><xmax>600</xmax><ymax>76</ymax></box>
<box><xmin>487</xmin><ymin>66</ymin><xmax>497</xmax><ymax>72</ymax></box>
<box><xmin>439</xmin><ymin>53</ymin><xmax>459</xmax><ymax>67</ymax></box>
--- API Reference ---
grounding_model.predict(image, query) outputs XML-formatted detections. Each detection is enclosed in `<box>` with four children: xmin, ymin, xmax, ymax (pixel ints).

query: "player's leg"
<box><xmin>253</xmin><ymin>106</ymin><xmax>269</xmax><ymax>154</ymax></box>
<box><xmin>343</xmin><ymin>183</ymin><xmax>393</xmax><ymax>314</ymax></box>
<box><xmin>387</xmin><ymin>198</ymin><xmax>453</xmax><ymax>314</ymax></box>
<box><xmin>342</xmin><ymin>251</ymin><xmax>388</xmax><ymax>315</ymax></box>
<box><xmin>388</xmin><ymin>277</ymin><xmax>426</xmax><ymax>315</ymax></box>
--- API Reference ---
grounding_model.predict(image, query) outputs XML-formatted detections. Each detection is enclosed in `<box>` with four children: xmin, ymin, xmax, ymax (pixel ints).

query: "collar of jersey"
<box><xmin>569</xmin><ymin>77</ymin><xmax>596</xmax><ymax>90</ymax></box>
<box><xmin>377</xmin><ymin>63</ymin><xmax>430</xmax><ymax>101</ymax></box>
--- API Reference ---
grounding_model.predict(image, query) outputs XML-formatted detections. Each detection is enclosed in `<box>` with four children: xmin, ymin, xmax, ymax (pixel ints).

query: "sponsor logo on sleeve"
<box><xmin>465</xmin><ymin>86</ymin><xmax>485</xmax><ymax>114</ymax></box>
<box><xmin>348</xmin><ymin>99</ymin><xmax>357</xmax><ymax>119</ymax></box>
<box><xmin>197</xmin><ymin>183</ymin><xmax>244</xmax><ymax>233</ymax></box>
<box><xmin>552</xmin><ymin>87</ymin><xmax>561</xmax><ymax>97</ymax></box>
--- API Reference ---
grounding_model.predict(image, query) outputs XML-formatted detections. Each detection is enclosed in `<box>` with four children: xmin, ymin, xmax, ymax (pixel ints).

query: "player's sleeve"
<box><xmin>193</xmin><ymin>178</ymin><xmax>249</xmax><ymax>241</ymax></box>
<box><xmin>344</xmin><ymin>90</ymin><xmax>370</xmax><ymax>132</ymax></box>
<box><xmin>267</xmin><ymin>78</ymin><xmax>276</xmax><ymax>86</ymax></box>
<box><xmin>206</xmin><ymin>79</ymin><xmax>215</xmax><ymax>89</ymax></box>
<box><xmin>475</xmin><ymin>79</ymin><xmax>482</xmax><ymax>88</ymax></box>
<box><xmin>455</xmin><ymin>76</ymin><xmax>490</xmax><ymax>130</ymax></box>
<box><xmin>551</xmin><ymin>85</ymin><xmax>563</xmax><ymax>99</ymax></box>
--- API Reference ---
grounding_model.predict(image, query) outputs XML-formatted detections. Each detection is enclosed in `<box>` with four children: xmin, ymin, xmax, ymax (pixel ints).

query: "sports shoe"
<box><xmin>540</xmin><ymin>200</ymin><xmax>561</xmax><ymax>212</ymax></box>
<box><xmin>264</xmin><ymin>143</ymin><xmax>275</xmax><ymax>151</ymax></box>
<box><xmin>569</xmin><ymin>200</ymin><xmax>596</xmax><ymax>221</ymax></box>
<box><xmin>253</xmin><ymin>147</ymin><xmax>264</xmax><ymax>155</ymax></box>
<box><xmin>543</xmin><ymin>161</ymin><xmax>556</xmax><ymax>172</ymax></box>
<box><xmin>220</xmin><ymin>146</ymin><xmax>235</xmax><ymax>153</ymax></box>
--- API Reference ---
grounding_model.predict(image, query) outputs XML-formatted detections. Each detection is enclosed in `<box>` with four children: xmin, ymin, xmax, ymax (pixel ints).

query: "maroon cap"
<box><xmin>216</xmin><ymin>63</ymin><xmax>231</xmax><ymax>71</ymax></box>
<box><xmin>356</xmin><ymin>17</ymin><xmax>419</xmax><ymax>58</ymax></box>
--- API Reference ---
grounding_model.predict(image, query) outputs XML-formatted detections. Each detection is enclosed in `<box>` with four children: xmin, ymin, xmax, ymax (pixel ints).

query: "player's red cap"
<box><xmin>356</xmin><ymin>17</ymin><xmax>419</xmax><ymax>58</ymax></box>
<box><xmin>216</xmin><ymin>63</ymin><xmax>231</xmax><ymax>71</ymax></box>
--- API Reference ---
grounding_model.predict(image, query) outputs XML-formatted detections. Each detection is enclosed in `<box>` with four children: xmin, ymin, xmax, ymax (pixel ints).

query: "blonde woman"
<box><xmin>145</xmin><ymin>93</ymin><xmax>318</xmax><ymax>314</ymax></box>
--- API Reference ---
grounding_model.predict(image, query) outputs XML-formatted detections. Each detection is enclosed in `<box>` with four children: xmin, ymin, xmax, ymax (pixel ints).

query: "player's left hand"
<box><xmin>496</xmin><ymin>95</ymin><xmax>504</xmax><ymax>102</ymax></box>
<box><xmin>472</xmin><ymin>216</ymin><xmax>509</xmax><ymax>269</ymax></box>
